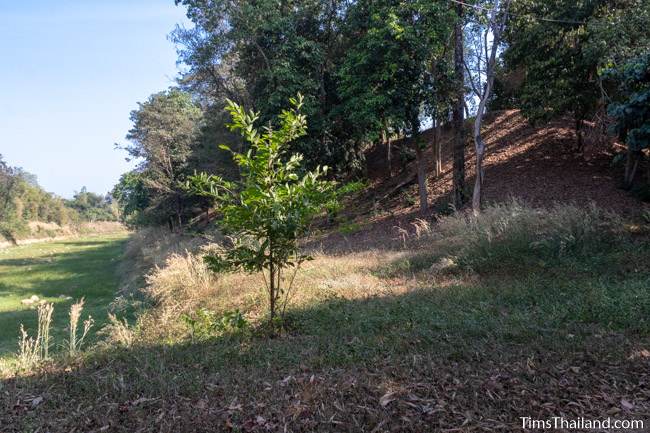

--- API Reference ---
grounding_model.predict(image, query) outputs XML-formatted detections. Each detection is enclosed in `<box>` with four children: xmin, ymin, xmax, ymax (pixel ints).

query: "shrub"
<box><xmin>181</xmin><ymin>308</ymin><xmax>248</xmax><ymax>342</ymax></box>
<box><xmin>188</xmin><ymin>95</ymin><xmax>335</xmax><ymax>323</ymax></box>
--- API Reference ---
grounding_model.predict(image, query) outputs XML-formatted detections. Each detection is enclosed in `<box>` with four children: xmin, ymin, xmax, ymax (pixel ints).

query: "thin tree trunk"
<box><xmin>575</xmin><ymin>116</ymin><xmax>584</xmax><ymax>154</ymax></box>
<box><xmin>412</xmin><ymin>115</ymin><xmax>428</xmax><ymax>212</ymax></box>
<box><xmin>433</xmin><ymin>120</ymin><xmax>442</xmax><ymax>178</ymax></box>
<box><xmin>624</xmin><ymin>149</ymin><xmax>640</xmax><ymax>189</ymax></box>
<box><xmin>268</xmin><ymin>240</ymin><xmax>276</xmax><ymax>321</ymax></box>
<box><xmin>383</xmin><ymin>127</ymin><xmax>392</xmax><ymax>175</ymax></box>
<box><xmin>415</xmin><ymin>144</ymin><xmax>428</xmax><ymax>213</ymax></box>
<box><xmin>472</xmin><ymin>0</ymin><xmax>510</xmax><ymax>214</ymax></box>
<box><xmin>453</xmin><ymin>2</ymin><xmax>466</xmax><ymax>209</ymax></box>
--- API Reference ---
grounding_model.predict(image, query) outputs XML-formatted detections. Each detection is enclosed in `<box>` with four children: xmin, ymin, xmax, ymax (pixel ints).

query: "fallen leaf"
<box><xmin>380</xmin><ymin>391</ymin><xmax>397</xmax><ymax>407</ymax></box>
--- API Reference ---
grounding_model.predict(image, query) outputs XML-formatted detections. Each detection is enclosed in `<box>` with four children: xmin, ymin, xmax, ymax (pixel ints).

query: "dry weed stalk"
<box><xmin>17</xmin><ymin>302</ymin><xmax>54</xmax><ymax>368</ymax></box>
<box><xmin>102</xmin><ymin>313</ymin><xmax>134</xmax><ymax>347</ymax></box>
<box><xmin>69</xmin><ymin>298</ymin><xmax>94</xmax><ymax>355</ymax></box>
<box><xmin>18</xmin><ymin>325</ymin><xmax>39</xmax><ymax>368</ymax></box>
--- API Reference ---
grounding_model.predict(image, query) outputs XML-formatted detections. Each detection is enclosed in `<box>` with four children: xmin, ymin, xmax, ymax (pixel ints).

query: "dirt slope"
<box><xmin>314</xmin><ymin>110</ymin><xmax>647</xmax><ymax>252</ymax></box>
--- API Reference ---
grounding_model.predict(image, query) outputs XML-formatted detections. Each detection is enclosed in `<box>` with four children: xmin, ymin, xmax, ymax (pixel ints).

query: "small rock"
<box><xmin>21</xmin><ymin>295</ymin><xmax>40</xmax><ymax>305</ymax></box>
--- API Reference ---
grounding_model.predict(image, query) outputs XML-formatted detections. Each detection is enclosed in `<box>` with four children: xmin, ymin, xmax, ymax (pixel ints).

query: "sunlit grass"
<box><xmin>0</xmin><ymin>233</ymin><xmax>129</xmax><ymax>356</ymax></box>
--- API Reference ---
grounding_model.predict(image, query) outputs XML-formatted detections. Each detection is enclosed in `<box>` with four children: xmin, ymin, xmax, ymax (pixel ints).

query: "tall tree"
<box><xmin>452</xmin><ymin>1</ymin><xmax>467</xmax><ymax>209</ymax></box>
<box><xmin>173</xmin><ymin>0</ymin><xmax>359</xmax><ymax>174</ymax></box>
<box><xmin>118</xmin><ymin>89</ymin><xmax>203</xmax><ymax>231</ymax></box>
<box><xmin>470</xmin><ymin>0</ymin><xmax>511</xmax><ymax>212</ymax></box>
<box><xmin>339</xmin><ymin>0</ymin><xmax>454</xmax><ymax>212</ymax></box>
<box><xmin>502</xmin><ymin>0</ymin><xmax>650</xmax><ymax>153</ymax></box>
<box><xmin>604</xmin><ymin>53</ymin><xmax>650</xmax><ymax>189</ymax></box>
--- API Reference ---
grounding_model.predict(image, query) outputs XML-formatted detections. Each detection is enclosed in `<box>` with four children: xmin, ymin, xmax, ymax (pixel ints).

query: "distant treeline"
<box><xmin>0</xmin><ymin>154</ymin><xmax>119</xmax><ymax>243</ymax></box>
<box><xmin>112</xmin><ymin>0</ymin><xmax>650</xmax><ymax>229</ymax></box>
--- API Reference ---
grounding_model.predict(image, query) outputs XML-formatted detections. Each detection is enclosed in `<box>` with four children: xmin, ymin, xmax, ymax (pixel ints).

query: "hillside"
<box><xmin>315</xmin><ymin>110</ymin><xmax>648</xmax><ymax>252</ymax></box>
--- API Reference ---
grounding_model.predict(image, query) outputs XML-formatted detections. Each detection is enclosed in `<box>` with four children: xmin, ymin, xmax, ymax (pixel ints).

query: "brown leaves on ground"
<box><xmin>3</xmin><ymin>344</ymin><xmax>649</xmax><ymax>432</ymax></box>
<box><xmin>317</xmin><ymin>110</ymin><xmax>648</xmax><ymax>254</ymax></box>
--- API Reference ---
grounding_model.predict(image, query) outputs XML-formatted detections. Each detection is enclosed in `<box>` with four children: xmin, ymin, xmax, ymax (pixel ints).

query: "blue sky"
<box><xmin>0</xmin><ymin>0</ymin><xmax>190</xmax><ymax>198</ymax></box>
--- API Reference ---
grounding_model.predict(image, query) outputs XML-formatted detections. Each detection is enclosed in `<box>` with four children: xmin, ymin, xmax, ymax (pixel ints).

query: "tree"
<box><xmin>469</xmin><ymin>0</ymin><xmax>511</xmax><ymax>212</ymax></box>
<box><xmin>66</xmin><ymin>187</ymin><xmax>118</xmax><ymax>222</ymax></box>
<box><xmin>604</xmin><ymin>53</ymin><xmax>650</xmax><ymax>188</ymax></box>
<box><xmin>112</xmin><ymin>171</ymin><xmax>151</xmax><ymax>226</ymax></box>
<box><xmin>0</xmin><ymin>155</ymin><xmax>26</xmax><ymax>244</ymax></box>
<box><xmin>188</xmin><ymin>95</ymin><xmax>335</xmax><ymax>323</ymax></box>
<box><xmin>119</xmin><ymin>88</ymin><xmax>203</xmax><ymax>231</ymax></box>
<box><xmin>339</xmin><ymin>0</ymin><xmax>454</xmax><ymax>212</ymax></box>
<box><xmin>173</xmin><ymin>0</ymin><xmax>359</xmax><ymax>174</ymax></box>
<box><xmin>503</xmin><ymin>0</ymin><xmax>650</xmax><ymax>154</ymax></box>
<box><xmin>452</xmin><ymin>1</ymin><xmax>467</xmax><ymax>209</ymax></box>
<box><xmin>504</xmin><ymin>0</ymin><xmax>603</xmax><ymax>152</ymax></box>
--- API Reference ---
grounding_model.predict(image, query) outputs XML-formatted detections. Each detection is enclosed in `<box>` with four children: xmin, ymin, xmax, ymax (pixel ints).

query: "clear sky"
<box><xmin>0</xmin><ymin>0</ymin><xmax>190</xmax><ymax>198</ymax></box>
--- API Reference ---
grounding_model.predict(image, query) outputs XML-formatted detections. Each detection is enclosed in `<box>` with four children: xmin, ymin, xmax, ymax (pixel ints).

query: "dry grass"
<box><xmin>4</xmin><ymin>203</ymin><xmax>650</xmax><ymax>432</ymax></box>
<box><xmin>16</xmin><ymin>302</ymin><xmax>54</xmax><ymax>369</ymax></box>
<box><xmin>67</xmin><ymin>299</ymin><xmax>94</xmax><ymax>356</ymax></box>
<box><xmin>119</xmin><ymin>201</ymin><xmax>630</xmax><ymax>343</ymax></box>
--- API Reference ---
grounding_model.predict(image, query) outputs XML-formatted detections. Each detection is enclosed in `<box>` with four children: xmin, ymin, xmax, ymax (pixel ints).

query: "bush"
<box><xmin>181</xmin><ymin>308</ymin><xmax>248</xmax><ymax>341</ymax></box>
<box><xmin>188</xmin><ymin>95</ymin><xmax>335</xmax><ymax>323</ymax></box>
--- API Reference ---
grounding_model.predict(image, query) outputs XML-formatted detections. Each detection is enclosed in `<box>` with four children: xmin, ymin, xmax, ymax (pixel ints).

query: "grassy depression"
<box><xmin>0</xmin><ymin>233</ymin><xmax>129</xmax><ymax>356</ymax></box>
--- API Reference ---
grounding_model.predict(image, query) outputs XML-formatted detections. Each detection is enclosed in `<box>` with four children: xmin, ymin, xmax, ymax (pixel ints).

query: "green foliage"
<box><xmin>339</xmin><ymin>0</ymin><xmax>455</xmax><ymax>140</ymax></box>
<box><xmin>504</xmin><ymin>0</ymin><xmax>602</xmax><ymax>125</ymax></box>
<box><xmin>173</xmin><ymin>0</ymin><xmax>361</xmax><ymax>174</ymax></box>
<box><xmin>324</xmin><ymin>180</ymin><xmax>368</xmax><ymax>218</ymax></box>
<box><xmin>111</xmin><ymin>171</ymin><xmax>150</xmax><ymax>227</ymax></box>
<box><xmin>503</xmin><ymin>0</ymin><xmax>650</xmax><ymax>127</ymax></box>
<box><xmin>117</xmin><ymin>88</ymin><xmax>203</xmax><ymax>231</ymax></box>
<box><xmin>188</xmin><ymin>95</ymin><xmax>336</xmax><ymax>321</ymax></box>
<box><xmin>0</xmin><ymin>155</ymin><xmax>112</xmax><ymax>242</ymax></box>
<box><xmin>181</xmin><ymin>308</ymin><xmax>248</xmax><ymax>341</ymax></box>
<box><xmin>338</xmin><ymin>221</ymin><xmax>362</xmax><ymax>235</ymax></box>
<box><xmin>65</xmin><ymin>187</ymin><xmax>118</xmax><ymax>222</ymax></box>
<box><xmin>604</xmin><ymin>53</ymin><xmax>650</xmax><ymax>152</ymax></box>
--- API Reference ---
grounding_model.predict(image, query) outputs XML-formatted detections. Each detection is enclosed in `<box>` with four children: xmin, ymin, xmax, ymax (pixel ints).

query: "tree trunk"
<box><xmin>575</xmin><ymin>116</ymin><xmax>584</xmax><ymax>154</ymax></box>
<box><xmin>453</xmin><ymin>3</ymin><xmax>466</xmax><ymax>209</ymax></box>
<box><xmin>268</xmin><ymin>235</ymin><xmax>276</xmax><ymax>322</ymax></box>
<box><xmin>412</xmin><ymin>115</ymin><xmax>428</xmax><ymax>213</ymax></box>
<box><xmin>624</xmin><ymin>149</ymin><xmax>640</xmax><ymax>189</ymax></box>
<box><xmin>269</xmin><ymin>264</ymin><xmax>276</xmax><ymax>321</ymax></box>
<box><xmin>472</xmin><ymin>0</ymin><xmax>510</xmax><ymax>214</ymax></box>
<box><xmin>415</xmin><ymin>144</ymin><xmax>428</xmax><ymax>213</ymax></box>
<box><xmin>383</xmin><ymin>128</ymin><xmax>392</xmax><ymax>175</ymax></box>
<box><xmin>432</xmin><ymin>120</ymin><xmax>442</xmax><ymax>178</ymax></box>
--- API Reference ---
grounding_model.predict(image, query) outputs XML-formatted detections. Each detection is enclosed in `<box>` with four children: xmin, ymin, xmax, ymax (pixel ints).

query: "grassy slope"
<box><xmin>3</xmin><ymin>208</ymin><xmax>650</xmax><ymax>432</ymax></box>
<box><xmin>0</xmin><ymin>233</ymin><xmax>129</xmax><ymax>356</ymax></box>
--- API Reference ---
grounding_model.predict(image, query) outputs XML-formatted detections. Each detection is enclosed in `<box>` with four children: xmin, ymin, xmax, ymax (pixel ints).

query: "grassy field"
<box><xmin>0</xmin><ymin>233</ymin><xmax>129</xmax><ymax>356</ymax></box>
<box><xmin>3</xmin><ymin>206</ymin><xmax>650</xmax><ymax>432</ymax></box>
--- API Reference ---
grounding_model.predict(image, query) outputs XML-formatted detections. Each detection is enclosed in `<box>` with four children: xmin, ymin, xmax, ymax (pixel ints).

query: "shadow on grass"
<box><xmin>0</xmin><ymin>236</ymin><xmax>129</xmax><ymax>355</ymax></box>
<box><xmin>6</xmin><ymin>260</ymin><xmax>650</xmax><ymax>388</ymax></box>
<box><xmin>3</xmin><ymin>261</ymin><xmax>650</xmax><ymax>432</ymax></box>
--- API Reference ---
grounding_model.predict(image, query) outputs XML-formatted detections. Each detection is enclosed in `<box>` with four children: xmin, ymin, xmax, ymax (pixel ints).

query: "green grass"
<box><xmin>0</xmin><ymin>233</ymin><xmax>129</xmax><ymax>356</ymax></box>
<box><xmin>4</xmin><ymin>205</ymin><xmax>650</xmax><ymax>432</ymax></box>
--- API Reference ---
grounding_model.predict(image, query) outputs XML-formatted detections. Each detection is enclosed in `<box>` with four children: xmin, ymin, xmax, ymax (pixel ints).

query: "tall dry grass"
<box><xmin>17</xmin><ymin>302</ymin><xmax>54</xmax><ymax>369</ymax></box>
<box><xmin>115</xmin><ymin>200</ymin><xmax>627</xmax><ymax>343</ymax></box>
<box><xmin>68</xmin><ymin>298</ymin><xmax>94</xmax><ymax>355</ymax></box>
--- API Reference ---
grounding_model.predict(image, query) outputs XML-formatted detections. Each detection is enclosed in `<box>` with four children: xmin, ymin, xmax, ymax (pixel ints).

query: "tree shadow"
<box><xmin>2</xmin><ymin>269</ymin><xmax>649</xmax><ymax>432</ymax></box>
<box><xmin>0</xmin><ymin>237</ymin><xmax>128</xmax><ymax>355</ymax></box>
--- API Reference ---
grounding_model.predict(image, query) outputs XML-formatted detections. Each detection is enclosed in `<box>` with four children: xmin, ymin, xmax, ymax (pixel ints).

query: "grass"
<box><xmin>0</xmin><ymin>233</ymin><xmax>129</xmax><ymax>357</ymax></box>
<box><xmin>3</xmin><ymin>204</ymin><xmax>650</xmax><ymax>431</ymax></box>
